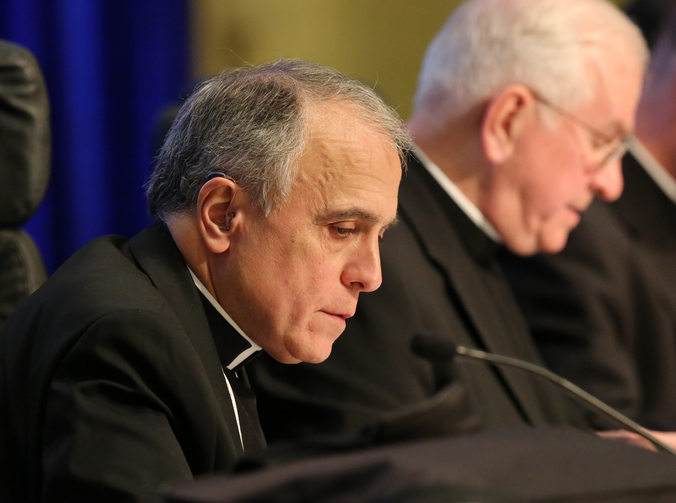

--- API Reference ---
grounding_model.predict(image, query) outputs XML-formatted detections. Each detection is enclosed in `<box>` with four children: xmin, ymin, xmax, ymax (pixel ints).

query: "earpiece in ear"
<box><xmin>222</xmin><ymin>213</ymin><xmax>235</xmax><ymax>232</ymax></box>
<box><xmin>205</xmin><ymin>172</ymin><xmax>234</xmax><ymax>183</ymax></box>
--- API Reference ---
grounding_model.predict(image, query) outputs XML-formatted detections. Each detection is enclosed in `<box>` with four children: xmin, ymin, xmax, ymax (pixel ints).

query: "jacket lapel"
<box><xmin>614</xmin><ymin>155</ymin><xmax>676</xmax><ymax>252</ymax></box>
<box><xmin>128</xmin><ymin>222</ymin><xmax>244</xmax><ymax>455</ymax></box>
<box><xmin>399</xmin><ymin>157</ymin><xmax>556</xmax><ymax>423</ymax></box>
<box><xmin>612</xmin><ymin>155</ymin><xmax>676</xmax><ymax>304</ymax></box>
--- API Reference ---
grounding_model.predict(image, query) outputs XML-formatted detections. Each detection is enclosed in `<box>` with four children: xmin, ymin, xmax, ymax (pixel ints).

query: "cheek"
<box><xmin>277</xmin><ymin>257</ymin><xmax>349</xmax><ymax>362</ymax></box>
<box><xmin>510</xmin><ymin>176</ymin><xmax>582</xmax><ymax>255</ymax></box>
<box><xmin>266</xmin><ymin>255</ymin><xmax>333</xmax><ymax>326</ymax></box>
<box><xmin>285</xmin><ymin>260</ymin><xmax>336</xmax><ymax>322</ymax></box>
<box><xmin>520</xmin><ymin>129</ymin><xmax>591</xmax><ymax>215</ymax></box>
<box><xmin>523</xmin><ymin>165</ymin><xmax>586</xmax><ymax>219</ymax></box>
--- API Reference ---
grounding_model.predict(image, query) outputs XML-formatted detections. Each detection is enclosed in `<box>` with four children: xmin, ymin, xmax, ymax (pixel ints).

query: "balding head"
<box><xmin>414</xmin><ymin>0</ymin><xmax>648</xmax><ymax>128</ymax></box>
<box><xmin>410</xmin><ymin>0</ymin><xmax>647</xmax><ymax>256</ymax></box>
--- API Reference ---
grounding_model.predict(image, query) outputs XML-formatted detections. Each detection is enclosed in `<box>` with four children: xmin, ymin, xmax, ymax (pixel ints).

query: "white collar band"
<box><xmin>188</xmin><ymin>268</ymin><xmax>262</xmax><ymax>370</ymax></box>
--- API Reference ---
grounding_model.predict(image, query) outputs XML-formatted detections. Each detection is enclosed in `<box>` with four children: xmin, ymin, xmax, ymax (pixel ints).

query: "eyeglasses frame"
<box><xmin>529</xmin><ymin>89</ymin><xmax>633</xmax><ymax>170</ymax></box>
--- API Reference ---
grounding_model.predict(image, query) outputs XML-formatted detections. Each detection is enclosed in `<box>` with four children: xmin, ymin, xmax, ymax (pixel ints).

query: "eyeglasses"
<box><xmin>530</xmin><ymin>90</ymin><xmax>632</xmax><ymax>171</ymax></box>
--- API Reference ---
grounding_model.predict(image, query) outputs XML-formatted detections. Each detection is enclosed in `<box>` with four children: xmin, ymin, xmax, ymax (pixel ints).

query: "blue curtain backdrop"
<box><xmin>0</xmin><ymin>0</ymin><xmax>190</xmax><ymax>273</ymax></box>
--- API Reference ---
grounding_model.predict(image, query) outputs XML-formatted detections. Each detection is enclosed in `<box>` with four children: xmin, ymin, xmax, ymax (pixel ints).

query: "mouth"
<box><xmin>321</xmin><ymin>310</ymin><xmax>354</xmax><ymax>321</ymax></box>
<box><xmin>567</xmin><ymin>204</ymin><xmax>587</xmax><ymax>218</ymax></box>
<box><xmin>567</xmin><ymin>207</ymin><xmax>582</xmax><ymax>224</ymax></box>
<box><xmin>571</xmin><ymin>195</ymin><xmax>593</xmax><ymax>215</ymax></box>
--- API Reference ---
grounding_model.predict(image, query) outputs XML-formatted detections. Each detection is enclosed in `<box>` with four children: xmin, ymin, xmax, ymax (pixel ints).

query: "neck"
<box><xmin>408</xmin><ymin>108</ymin><xmax>487</xmax><ymax>206</ymax></box>
<box><xmin>166</xmin><ymin>215</ymin><xmax>217</xmax><ymax>298</ymax></box>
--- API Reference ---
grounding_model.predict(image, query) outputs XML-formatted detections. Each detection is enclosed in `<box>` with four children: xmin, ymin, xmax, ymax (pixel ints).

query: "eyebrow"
<box><xmin>315</xmin><ymin>209</ymin><xmax>399</xmax><ymax>230</ymax></box>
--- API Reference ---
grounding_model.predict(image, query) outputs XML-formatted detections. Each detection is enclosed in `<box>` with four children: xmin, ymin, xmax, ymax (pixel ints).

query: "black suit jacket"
<box><xmin>248</xmin><ymin>154</ymin><xmax>576</xmax><ymax>443</ymax></box>
<box><xmin>0</xmin><ymin>223</ymin><xmax>264</xmax><ymax>503</ymax></box>
<box><xmin>502</xmin><ymin>154</ymin><xmax>676</xmax><ymax>430</ymax></box>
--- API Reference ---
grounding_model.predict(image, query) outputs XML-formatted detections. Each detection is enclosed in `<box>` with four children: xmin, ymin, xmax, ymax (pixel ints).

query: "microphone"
<box><xmin>411</xmin><ymin>332</ymin><xmax>676</xmax><ymax>456</ymax></box>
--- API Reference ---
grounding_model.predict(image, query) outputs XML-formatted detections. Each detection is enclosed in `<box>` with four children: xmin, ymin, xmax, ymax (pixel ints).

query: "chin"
<box><xmin>504</xmin><ymin>234</ymin><xmax>539</xmax><ymax>257</ymax></box>
<box><xmin>301</xmin><ymin>351</ymin><xmax>332</xmax><ymax>365</ymax></box>
<box><xmin>505</xmin><ymin>231</ymin><xmax>568</xmax><ymax>256</ymax></box>
<box><xmin>275</xmin><ymin>334</ymin><xmax>336</xmax><ymax>365</ymax></box>
<box><xmin>535</xmin><ymin>210</ymin><xmax>580</xmax><ymax>254</ymax></box>
<box><xmin>279</xmin><ymin>349</ymin><xmax>331</xmax><ymax>365</ymax></box>
<box><xmin>271</xmin><ymin>353</ymin><xmax>304</xmax><ymax>365</ymax></box>
<box><xmin>297</xmin><ymin>340</ymin><xmax>335</xmax><ymax>364</ymax></box>
<box><xmin>537</xmin><ymin>231</ymin><xmax>570</xmax><ymax>255</ymax></box>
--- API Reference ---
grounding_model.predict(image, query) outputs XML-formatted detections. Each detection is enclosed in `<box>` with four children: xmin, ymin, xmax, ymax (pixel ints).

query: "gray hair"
<box><xmin>147</xmin><ymin>59</ymin><xmax>410</xmax><ymax>220</ymax></box>
<box><xmin>414</xmin><ymin>0</ymin><xmax>649</xmax><ymax>123</ymax></box>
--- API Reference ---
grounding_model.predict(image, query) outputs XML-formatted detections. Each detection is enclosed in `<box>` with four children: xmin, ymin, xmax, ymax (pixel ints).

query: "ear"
<box><xmin>481</xmin><ymin>84</ymin><xmax>536</xmax><ymax>164</ymax></box>
<box><xmin>197</xmin><ymin>176</ymin><xmax>248</xmax><ymax>254</ymax></box>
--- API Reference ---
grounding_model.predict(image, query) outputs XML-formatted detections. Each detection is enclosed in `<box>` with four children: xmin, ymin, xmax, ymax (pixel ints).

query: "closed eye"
<box><xmin>330</xmin><ymin>224</ymin><xmax>357</xmax><ymax>238</ymax></box>
<box><xmin>591</xmin><ymin>134</ymin><xmax>616</xmax><ymax>151</ymax></box>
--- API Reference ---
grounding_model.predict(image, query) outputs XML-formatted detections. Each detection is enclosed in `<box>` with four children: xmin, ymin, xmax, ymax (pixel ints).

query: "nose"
<box><xmin>590</xmin><ymin>158</ymin><xmax>624</xmax><ymax>202</ymax></box>
<box><xmin>341</xmin><ymin>238</ymin><xmax>383</xmax><ymax>293</ymax></box>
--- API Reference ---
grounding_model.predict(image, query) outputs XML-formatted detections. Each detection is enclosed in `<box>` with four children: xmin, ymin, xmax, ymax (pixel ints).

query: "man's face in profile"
<box><xmin>482</xmin><ymin>56</ymin><xmax>644</xmax><ymax>256</ymax></box>
<box><xmin>218</xmin><ymin>102</ymin><xmax>401</xmax><ymax>364</ymax></box>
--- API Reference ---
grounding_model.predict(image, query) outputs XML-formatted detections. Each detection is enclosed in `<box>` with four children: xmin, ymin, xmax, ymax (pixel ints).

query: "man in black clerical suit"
<box><xmin>0</xmin><ymin>60</ymin><xmax>409</xmax><ymax>503</ymax></box>
<box><xmin>502</xmin><ymin>11</ymin><xmax>676</xmax><ymax>433</ymax></box>
<box><xmin>247</xmin><ymin>0</ymin><xmax>652</xmax><ymax>444</ymax></box>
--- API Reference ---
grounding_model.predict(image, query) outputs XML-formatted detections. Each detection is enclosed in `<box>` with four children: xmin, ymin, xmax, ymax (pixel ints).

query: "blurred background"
<box><xmin>0</xmin><ymin>0</ymin><xmax>631</xmax><ymax>273</ymax></box>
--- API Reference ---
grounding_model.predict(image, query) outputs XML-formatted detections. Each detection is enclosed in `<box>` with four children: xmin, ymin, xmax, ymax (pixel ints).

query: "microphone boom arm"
<box><xmin>456</xmin><ymin>345</ymin><xmax>676</xmax><ymax>456</ymax></box>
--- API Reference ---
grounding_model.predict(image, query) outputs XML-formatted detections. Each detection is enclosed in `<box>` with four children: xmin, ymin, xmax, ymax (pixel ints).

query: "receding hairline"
<box><xmin>289</xmin><ymin>98</ymin><xmax>404</xmax><ymax>190</ymax></box>
<box><xmin>146</xmin><ymin>59</ymin><xmax>410</xmax><ymax>220</ymax></box>
<box><xmin>413</xmin><ymin>0</ymin><xmax>648</xmax><ymax>123</ymax></box>
<box><xmin>302</xmin><ymin>98</ymin><xmax>404</xmax><ymax>148</ymax></box>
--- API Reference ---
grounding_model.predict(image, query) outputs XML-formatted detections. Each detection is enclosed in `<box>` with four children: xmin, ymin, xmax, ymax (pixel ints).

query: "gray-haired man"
<box><xmin>0</xmin><ymin>60</ymin><xmax>408</xmax><ymax>503</ymax></box>
<box><xmin>502</xmin><ymin>4</ymin><xmax>676</xmax><ymax>445</ymax></box>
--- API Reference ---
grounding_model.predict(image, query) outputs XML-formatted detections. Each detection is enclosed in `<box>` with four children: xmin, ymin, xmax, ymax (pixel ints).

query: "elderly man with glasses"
<box><xmin>501</xmin><ymin>5</ymin><xmax>676</xmax><ymax>444</ymax></box>
<box><xmin>246</xmin><ymin>0</ymin><xmax>666</xmax><ymax>448</ymax></box>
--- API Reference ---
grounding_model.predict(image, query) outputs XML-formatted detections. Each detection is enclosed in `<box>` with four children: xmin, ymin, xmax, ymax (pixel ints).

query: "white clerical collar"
<box><xmin>413</xmin><ymin>145</ymin><xmax>502</xmax><ymax>242</ymax></box>
<box><xmin>629</xmin><ymin>136</ymin><xmax>676</xmax><ymax>205</ymax></box>
<box><xmin>188</xmin><ymin>268</ymin><xmax>262</xmax><ymax>370</ymax></box>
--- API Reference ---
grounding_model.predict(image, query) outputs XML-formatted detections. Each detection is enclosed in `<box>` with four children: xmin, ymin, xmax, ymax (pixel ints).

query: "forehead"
<box><xmin>290</xmin><ymin>102</ymin><xmax>402</xmax><ymax>214</ymax></box>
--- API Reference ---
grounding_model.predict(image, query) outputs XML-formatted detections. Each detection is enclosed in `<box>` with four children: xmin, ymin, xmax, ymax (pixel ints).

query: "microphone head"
<box><xmin>410</xmin><ymin>333</ymin><xmax>458</xmax><ymax>362</ymax></box>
